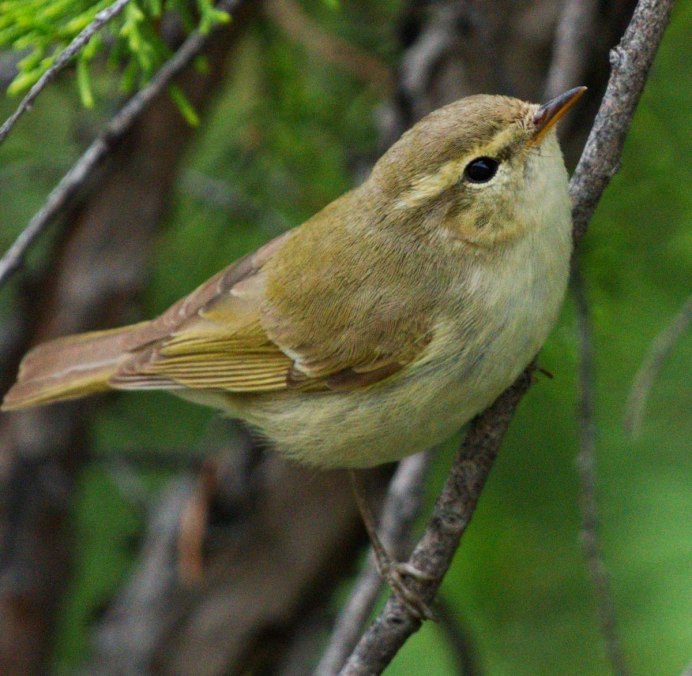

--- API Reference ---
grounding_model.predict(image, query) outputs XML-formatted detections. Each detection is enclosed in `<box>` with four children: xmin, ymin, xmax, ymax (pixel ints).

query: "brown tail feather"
<box><xmin>1</xmin><ymin>323</ymin><xmax>147</xmax><ymax>411</ymax></box>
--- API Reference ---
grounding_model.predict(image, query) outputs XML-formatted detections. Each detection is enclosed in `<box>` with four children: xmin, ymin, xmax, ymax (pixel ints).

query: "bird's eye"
<box><xmin>463</xmin><ymin>157</ymin><xmax>499</xmax><ymax>183</ymax></box>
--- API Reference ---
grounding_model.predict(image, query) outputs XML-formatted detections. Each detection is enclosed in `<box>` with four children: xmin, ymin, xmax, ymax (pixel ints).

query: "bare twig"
<box><xmin>0</xmin><ymin>0</ymin><xmax>241</xmax><ymax>289</ymax></box>
<box><xmin>543</xmin><ymin>0</ymin><xmax>599</xmax><ymax>99</ymax></box>
<box><xmin>572</xmin><ymin>262</ymin><xmax>629</xmax><ymax>676</ymax></box>
<box><xmin>0</xmin><ymin>0</ymin><xmax>133</xmax><ymax>145</ymax></box>
<box><xmin>316</xmin><ymin>452</ymin><xmax>432</xmax><ymax>675</ymax></box>
<box><xmin>342</xmin><ymin>0</ymin><xmax>676</xmax><ymax>671</ymax></box>
<box><xmin>624</xmin><ymin>294</ymin><xmax>691</xmax><ymax>436</ymax></box>
<box><xmin>570</xmin><ymin>0</ymin><xmax>676</xmax><ymax>241</ymax></box>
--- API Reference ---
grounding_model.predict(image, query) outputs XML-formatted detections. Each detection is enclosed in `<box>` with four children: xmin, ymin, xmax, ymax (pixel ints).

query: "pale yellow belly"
<box><xmin>221</xmin><ymin>306</ymin><xmax>550</xmax><ymax>468</ymax></box>
<box><xmin>185</xmin><ymin>223</ymin><xmax>570</xmax><ymax>468</ymax></box>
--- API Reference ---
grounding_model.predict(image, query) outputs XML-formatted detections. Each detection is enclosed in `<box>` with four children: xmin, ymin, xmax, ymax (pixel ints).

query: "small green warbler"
<box><xmin>3</xmin><ymin>88</ymin><xmax>585</xmax><ymax>471</ymax></box>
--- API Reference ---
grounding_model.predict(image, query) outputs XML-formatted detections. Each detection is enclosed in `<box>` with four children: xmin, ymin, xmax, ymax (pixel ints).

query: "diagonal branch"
<box><xmin>340</xmin><ymin>0</ymin><xmax>676</xmax><ymax>672</ymax></box>
<box><xmin>570</xmin><ymin>0</ymin><xmax>676</xmax><ymax>241</ymax></box>
<box><xmin>316</xmin><ymin>452</ymin><xmax>432</xmax><ymax>675</ymax></box>
<box><xmin>341</xmin><ymin>370</ymin><xmax>533</xmax><ymax>674</ymax></box>
<box><xmin>0</xmin><ymin>0</ymin><xmax>242</xmax><ymax>289</ymax></box>
<box><xmin>0</xmin><ymin>0</ymin><xmax>133</xmax><ymax>146</ymax></box>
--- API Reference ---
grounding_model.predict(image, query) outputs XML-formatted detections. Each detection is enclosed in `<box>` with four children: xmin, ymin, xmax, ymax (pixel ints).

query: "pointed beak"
<box><xmin>530</xmin><ymin>86</ymin><xmax>587</xmax><ymax>145</ymax></box>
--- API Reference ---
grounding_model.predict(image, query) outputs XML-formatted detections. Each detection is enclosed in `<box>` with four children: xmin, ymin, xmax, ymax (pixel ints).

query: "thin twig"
<box><xmin>316</xmin><ymin>452</ymin><xmax>432</xmax><ymax>675</ymax></box>
<box><xmin>624</xmin><ymin>294</ymin><xmax>691</xmax><ymax>436</ymax></box>
<box><xmin>0</xmin><ymin>0</ymin><xmax>133</xmax><ymax>146</ymax></box>
<box><xmin>570</xmin><ymin>0</ymin><xmax>676</xmax><ymax>241</ymax></box>
<box><xmin>572</xmin><ymin>261</ymin><xmax>629</xmax><ymax>676</ymax></box>
<box><xmin>341</xmin><ymin>0</ymin><xmax>676</xmax><ymax>671</ymax></box>
<box><xmin>543</xmin><ymin>0</ymin><xmax>599</xmax><ymax>99</ymax></box>
<box><xmin>0</xmin><ymin>0</ymin><xmax>241</xmax><ymax>289</ymax></box>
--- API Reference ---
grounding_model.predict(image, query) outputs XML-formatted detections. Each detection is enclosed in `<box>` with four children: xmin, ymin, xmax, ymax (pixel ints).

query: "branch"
<box><xmin>316</xmin><ymin>452</ymin><xmax>432</xmax><ymax>675</ymax></box>
<box><xmin>341</xmin><ymin>0</ymin><xmax>676</xmax><ymax>671</ymax></box>
<box><xmin>0</xmin><ymin>0</ymin><xmax>242</xmax><ymax>290</ymax></box>
<box><xmin>341</xmin><ymin>369</ymin><xmax>533</xmax><ymax>674</ymax></box>
<box><xmin>570</xmin><ymin>0</ymin><xmax>676</xmax><ymax>241</ymax></box>
<box><xmin>624</xmin><ymin>293</ymin><xmax>691</xmax><ymax>436</ymax></box>
<box><xmin>0</xmin><ymin>0</ymin><xmax>133</xmax><ymax>146</ymax></box>
<box><xmin>572</xmin><ymin>262</ymin><xmax>629</xmax><ymax>676</ymax></box>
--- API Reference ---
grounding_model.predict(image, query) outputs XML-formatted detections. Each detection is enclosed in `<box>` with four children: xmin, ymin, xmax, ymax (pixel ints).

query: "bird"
<box><xmin>3</xmin><ymin>87</ymin><xmax>584</xmax><ymax>615</ymax></box>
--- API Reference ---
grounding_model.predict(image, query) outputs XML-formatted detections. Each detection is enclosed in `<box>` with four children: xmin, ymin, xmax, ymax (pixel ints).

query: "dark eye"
<box><xmin>463</xmin><ymin>157</ymin><xmax>499</xmax><ymax>183</ymax></box>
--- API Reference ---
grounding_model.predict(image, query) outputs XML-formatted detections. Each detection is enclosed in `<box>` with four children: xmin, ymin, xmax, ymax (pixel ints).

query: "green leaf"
<box><xmin>7</xmin><ymin>69</ymin><xmax>41</xmax><ymax>96</ymax></box>
<box><xmin>168</xmin><ymin>84</ymin><xmax>200</xmax><ymax>127</ymax></box>
<box><xmin>76</xmin><ymin>56</ymin><xmax>94</xmax><ymax>107</ymax></box>
<box><xmin>0</xmin><ymin>0</ymin><xmax>235</xmax><ymax>109</ymax></box>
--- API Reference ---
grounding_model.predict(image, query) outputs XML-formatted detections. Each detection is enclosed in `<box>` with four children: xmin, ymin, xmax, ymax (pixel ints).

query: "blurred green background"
<box><xmin>0</xmin><ymin>1</ymin><xmax>689</xmax><ymax>674</ymax></box>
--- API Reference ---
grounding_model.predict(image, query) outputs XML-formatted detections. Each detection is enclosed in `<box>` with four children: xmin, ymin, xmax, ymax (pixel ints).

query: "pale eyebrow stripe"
<box><xmin>395</xmin><ymin>125</ymin><xmax>520</xmax><ymax>209</ymax></box>
<box><xmin>395</xmin><ymin>158</ymin><xmax>466</xmax><ymax>209</ymax></box>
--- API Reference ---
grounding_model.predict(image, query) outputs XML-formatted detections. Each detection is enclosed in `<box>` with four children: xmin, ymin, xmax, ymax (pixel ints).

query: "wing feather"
<box><xmin>111</xmin><ymin>213</ymin><xmax>434</xmax><ymax>394</ymax></box>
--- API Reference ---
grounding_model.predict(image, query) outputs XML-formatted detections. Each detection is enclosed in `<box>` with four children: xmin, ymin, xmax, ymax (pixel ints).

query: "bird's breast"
<box><xmin>227</xmin><ymin>211</ymin><xmax>571</xmax><ymax>468</ymax></box>
<box><xmin>443</xmin><ymin>214</ymin><xmax>571</xmax><ymax>374</ymax></box>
